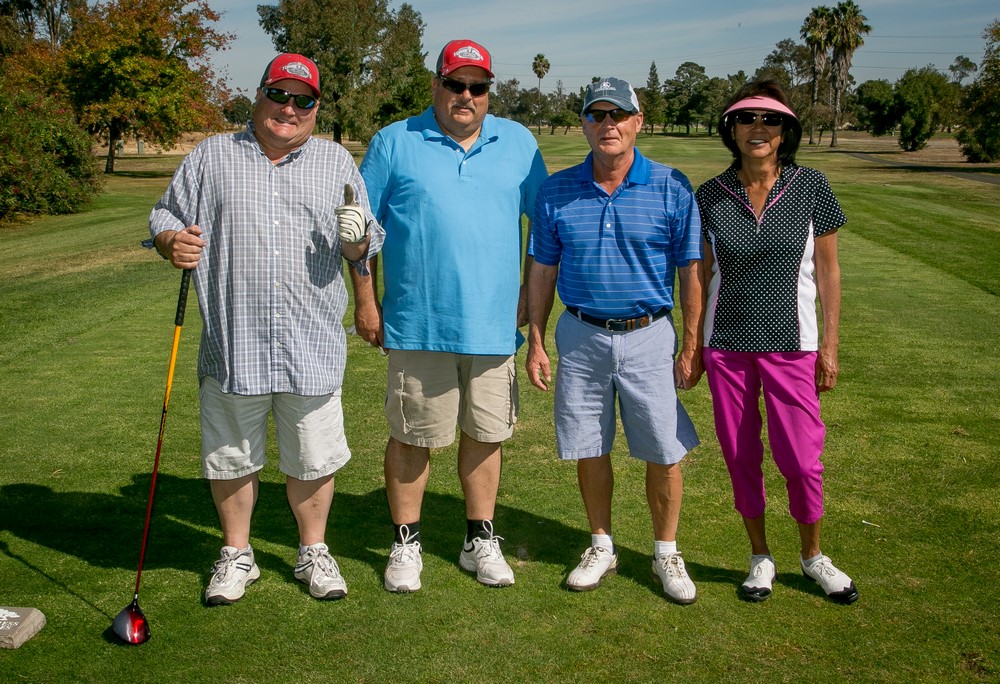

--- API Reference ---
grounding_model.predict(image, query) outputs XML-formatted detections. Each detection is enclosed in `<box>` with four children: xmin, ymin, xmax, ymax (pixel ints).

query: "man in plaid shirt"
<box><xmin>150</xmin><ymin>53</ymin><xmax>383</xmax><ymax>605</ymax></box>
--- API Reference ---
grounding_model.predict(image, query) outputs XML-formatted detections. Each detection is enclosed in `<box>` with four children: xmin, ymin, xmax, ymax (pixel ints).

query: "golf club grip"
<box><xmin>175</xmin><ymin>269</ymin><xmax>192</xmax><ymax>327</ymax></box>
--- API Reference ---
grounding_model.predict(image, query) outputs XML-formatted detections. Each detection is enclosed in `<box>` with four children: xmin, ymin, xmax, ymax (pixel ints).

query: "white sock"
<box><xmin>802</xmin><ymin>552</ymin><xmax>823</xmax><ymax>567</ymax></box>
<box><xmin>592</xmin><ymin>534</ymin><xmax>614</xmax><ymax>551</ymax></box>
<box><xmin>654</xmin><ymin>540</ymin><xmax>677</xmax><ymax>558</ymax></box>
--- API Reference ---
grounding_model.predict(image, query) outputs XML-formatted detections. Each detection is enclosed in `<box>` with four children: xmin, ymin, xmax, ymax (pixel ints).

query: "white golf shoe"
<box><xmin>652</xmin><ymin>552</ymin><xmax>697</xmax><ymax>604</ymax></box>
<box><xmin>566</xmin><ymin>546</ymin><xmax>618</xmax><ymax>591</ymax></box>
<box><xmin>205</xmin><ymin>546</ymin><xmax>260</xmax><ymax>605</ymax></box>
<box><xmin>740</xmin><ymin>554</ymin><xmax>776</xmax><ymax>602</ymax></box>
<box><xmin>801</xmin><ymin>554</ymin><xmax>859</xmax><ymax>604</ymax></box>
<box><xmin>295</xmin><ymin>543</ymin><xmax>347</xmax><ymax>600</ymax></box>
<box><xmin>459</xmin><ymin>525</ymin><xmax>514</xmax><ymax>587</ymax></box>
<box><xmin>384</xmin><ymin>529</ymin><xmax>423</xmax><ymax>593</ymax></box>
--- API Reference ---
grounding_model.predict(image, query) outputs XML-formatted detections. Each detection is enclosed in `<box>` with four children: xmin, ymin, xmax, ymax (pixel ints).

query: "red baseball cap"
<box><xmin>260</xmin><ymin>54</ymin><xmax>321</xmax><ymax>97</ymax></box>
<box><xmin>435</xmin><ymin>39</ymin><xmax>494</xmax><ymax>78</ymax></box>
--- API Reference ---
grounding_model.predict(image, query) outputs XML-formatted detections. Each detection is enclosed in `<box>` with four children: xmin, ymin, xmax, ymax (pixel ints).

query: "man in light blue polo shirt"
<box><xmin>357</xmin><ymin>39</ymin><xmax>548</xmax><ymax>593</ymax></box>
<box><xmin>526</xmin><ymin>77</ymin><xmax>705</xmax><ymax>604</ymax></box>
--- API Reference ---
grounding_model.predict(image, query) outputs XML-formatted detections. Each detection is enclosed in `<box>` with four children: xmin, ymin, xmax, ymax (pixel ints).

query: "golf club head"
<box><xmin>112</xmin><ymin>599</ymin><xmax>150</xmax><ymax>645</ymax></box>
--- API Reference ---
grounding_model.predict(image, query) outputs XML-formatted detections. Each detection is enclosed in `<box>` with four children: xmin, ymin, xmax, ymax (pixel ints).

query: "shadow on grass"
<box><xmin>1</xmin><ymin>474</ymin><xmax>796</xmax><ymax>600</ymax></box>
<box><xmin>836</xmin><ymin>151</ymin><xmax>1000</xmax><ymax>182</ymax></box>
<box><xmin>108</xmin><ymin>170</ymin><xmax>176</xmax><ymax>179</ymax></box>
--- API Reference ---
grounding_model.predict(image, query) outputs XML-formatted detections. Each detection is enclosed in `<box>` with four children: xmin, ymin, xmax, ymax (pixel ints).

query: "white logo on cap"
<box><xmin>281</xmin><ymin>61</ymin><xmax>313</xmax><ymax>80</ymax></box>
<box><xmin>453</xmin><ymin>46</ymin><xmax>484</xmax><ymax>62</ymax></box>
<box><xmin>596</xmin><ymin>80</ymin><xmax>616</xmax><ymax>94</ymax></box>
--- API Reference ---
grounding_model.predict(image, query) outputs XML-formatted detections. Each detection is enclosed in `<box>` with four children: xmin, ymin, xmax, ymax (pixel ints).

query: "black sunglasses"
<box><xmin>583</xmin><ymin>108</ymin><xmax>633</xmax><ymax>124</ymax></box>
<box><xmin>733</xmin><ymin>111</ymin><xmax>784</xmax><ymax>127</ymax></box>
<box><xmin>262</xmin><ymin>87</ymin><xmax>318</xmax><ymax>110</ymax></box>
<box><xmin>438</xmin><ymin>76</ymin><xmax>493</xmax><ymax>97</ymax></box>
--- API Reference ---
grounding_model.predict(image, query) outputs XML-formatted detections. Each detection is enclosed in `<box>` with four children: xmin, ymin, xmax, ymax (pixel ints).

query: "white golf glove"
<box><xmin>336</xmin><ymin>184</ymin><xmax>368</xmax><ymax>244</ymax></box>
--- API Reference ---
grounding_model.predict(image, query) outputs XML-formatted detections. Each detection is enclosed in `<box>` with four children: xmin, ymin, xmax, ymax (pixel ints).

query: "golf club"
<box><xmin>113</xmin><ymin>268</ymin><xmax>192</xmax><ymax>645</ymax></box>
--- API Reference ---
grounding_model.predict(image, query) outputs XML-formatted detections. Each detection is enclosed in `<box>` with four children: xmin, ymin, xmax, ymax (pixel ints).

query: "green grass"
<box><xmin>0</xmin><ymin>133</ymin><xmax>998</xmax><ymax>682</ymax></box>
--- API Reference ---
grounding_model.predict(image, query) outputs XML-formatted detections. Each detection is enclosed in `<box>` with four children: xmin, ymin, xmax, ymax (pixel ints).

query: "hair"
<box><xmin>718</xmin><ymin>79</ymin><xmax>802</xmax><ymax>169</ymax></box>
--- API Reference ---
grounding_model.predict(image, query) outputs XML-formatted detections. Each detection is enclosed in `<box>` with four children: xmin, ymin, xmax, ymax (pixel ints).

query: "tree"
<box><xmin>0</xmin><ymin>89</ymin><xmax>102</xmax><ymax>220</ymax></box>
<box><xmin>223</xmin><ymin>93</ymin><xmax>253</xmax><ymax>127</ymax></box>
<box><xmin>548</xmin><ymin>109</ymin><xmax>577</xmax><ymax>135</ymax></box>
<box><xmin>801</xmin><ymin>5</ymin><xmax>833</xmax><ymax>144</ymax></box>
<box><xmin>531</xmin><ymin>52</ymin><xmax>550</xmax><ymax>134</ymax></box>
<box><xmin>854</xmin><ymin>79</ymin><xmax>895</xmax><ymax>135</ymax></box>
<box><xmin>63</xmin><ymin>0</ymin><xmax>233</xmax><ymax>172</ymax></box>
<box><xmin>369</xmin><ymin>3</ymin><xmax>431</xmax><ymax>133</ymax></box>
<box><xmin>258</xmin><ymin>0</ymin><xmax>429</xmax><ymax>143</ymax></box>
<box><xmin>894</xmin><ymin>66</ymin><xmax>950</xmax><ymax>151</ymax></box>
<box><xmin>949</xmin><ymin>55</ymin><xmax>978</xmax><ymax>84</ymax></box>
<box><xmin>757</xmin><ymin>38</ymin><xmax>811</xmax><ymax>91</ymax></box>
<box><xmin>958</xmin><ymin>20</ymin><xmax>1000</xmax><ymax>162</ymax></box>
<box><xmin>490</xmin><ymin>77</ymin><xmax>522</xmax><ymax>120</ymax></box>
<box><xmin>640</xmin><ymin>61</ymin><xmax>665</xmax><ymax>135</ymax></box>
<box><xmin>1</xmin><ymin>0</ymin><xmax>36</xmax><ymax>56</ymax></box>
<box><xmin>664</xmin><ymin>61</ymin><xmax>707</xmax><ymax>134</ymax></box>
<box><xmin>828</xmin><ymin>0</ymin><xmax>870</xmax><ymax>146</ymax></box>
<box><xmin>692</xmin><ymin>77</ymin><xmax>731</xmax><ymax>136</ymax></box>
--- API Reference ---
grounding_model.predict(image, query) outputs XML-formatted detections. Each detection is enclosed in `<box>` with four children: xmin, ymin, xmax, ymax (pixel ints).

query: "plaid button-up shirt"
<box><xmin>150</xmin><ymin>129</ymin><xmax>383</xmax><ymax>396</ymax></box>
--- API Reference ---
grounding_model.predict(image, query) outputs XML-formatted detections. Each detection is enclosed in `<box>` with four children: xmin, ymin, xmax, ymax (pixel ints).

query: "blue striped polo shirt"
<box><xmin>531</xmin><ymin>148</ymin><xmax>702</xmax><ymax>317</ymax></box>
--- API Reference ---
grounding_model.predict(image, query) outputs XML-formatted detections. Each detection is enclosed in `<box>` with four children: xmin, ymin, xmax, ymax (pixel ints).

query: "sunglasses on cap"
<box><xmin>583</xmin><ymin>108</ymin><xmax>633</xmax><ymax>124</ymax></box>
<box><xmin>438</xmin><ymin>76</ymin><xmax>493</xmax><ymax>97</ymax></box>
<box><xmin>732</xmin><ymin>111</ymin><xmax>784</xmax><ymax>127</ymax></box>
<box><xmin>262</xmin><ymin>87</ymin><xmax>318</xmax><ymax>110</ymax></box>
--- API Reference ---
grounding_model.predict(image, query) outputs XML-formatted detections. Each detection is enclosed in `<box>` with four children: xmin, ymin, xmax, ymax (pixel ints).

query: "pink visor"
<box><xmin>723</xmin><ymin>96</ymin><xmax>797</xmax><ymax>120</ymax></box>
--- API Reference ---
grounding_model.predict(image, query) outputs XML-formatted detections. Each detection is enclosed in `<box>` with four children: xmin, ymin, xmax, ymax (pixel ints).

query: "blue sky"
<box><xmin>208</xmin><ymin>0</ymin><xmax>995</xmax><ymax>95</ymax></box>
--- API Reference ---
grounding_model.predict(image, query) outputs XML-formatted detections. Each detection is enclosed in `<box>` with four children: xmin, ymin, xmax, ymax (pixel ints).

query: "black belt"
<box><xmin>566</xmin><ymin>306</ymin><xmax>668</xmax><ymax>332</ymax></box>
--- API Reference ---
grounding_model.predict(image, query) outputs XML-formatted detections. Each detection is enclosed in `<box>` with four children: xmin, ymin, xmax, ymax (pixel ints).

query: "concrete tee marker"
<box><xmin>0</xmin><ymin>607</ymin><xmax>46</xmax><ymax>649</ymax></box>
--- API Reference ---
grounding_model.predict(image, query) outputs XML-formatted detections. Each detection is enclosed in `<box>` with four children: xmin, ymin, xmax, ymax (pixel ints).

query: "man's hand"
<box><xmin>336</xmin><ymin>184</ymin><xmax>368</xmax><ymax>244</ymax></box>
<box><xmin>156</xmin><ymin>225</ymin><xmax>205</xmax><ymax>270</ymax></box>
<box><xmin>674</xmin><ymin>348</ymin><xmax>704</xmax><ymax>390</ymax></box>
<box><xmin>525</xmin><ymin>344</ymin><xmax>552</xmax><ymax>391</ymax></box>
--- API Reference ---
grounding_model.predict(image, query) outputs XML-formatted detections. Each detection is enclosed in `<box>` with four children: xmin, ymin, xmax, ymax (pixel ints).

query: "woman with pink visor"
<box><xmin>695</xmin><ymin>80</ymin><xmax>858</xmax><ymax>604</ymax></box>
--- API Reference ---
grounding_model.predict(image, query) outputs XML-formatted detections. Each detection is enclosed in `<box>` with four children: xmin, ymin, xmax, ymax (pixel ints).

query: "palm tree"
<box><xmin>828</xmin><ymin>0</ymin><xmax>871</xmax><ymax>146</ymax></box>
<box><xmin>801</xmin><ymin>5</ymin><xmax>833</xmax><ymax>145</ymax></box>
<box><xmin>531</xmin><ymin>53</ymin><xmax>550</xmax><ymax>134</ymax></box>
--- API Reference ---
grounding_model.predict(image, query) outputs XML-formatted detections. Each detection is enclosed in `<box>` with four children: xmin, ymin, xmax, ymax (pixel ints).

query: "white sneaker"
<box><xmin>459</xmin><ymin>525</ymin><xmax>514</xmax><ymax>587</ymax></box>
<box><xmin>801</xmin><ymin>554</ymin><xmax>858</xmax><ymax>604</ymax></box>
<box><xmin>385</xmin><ymin>526</ymin><xmax>423</xmax><ymax>593</ymax></box>
<box><xmin>652</xmin><ymin>552</ymin><xmax>697</xmax><ymax>604</ymax></box>
<box><xmin>294</xmin><ymin>543</ymin><xmax>347</xmax><ymax>600</ymax></box>
<box><xmin>205</xmin><ymin>546</ymin><xmax>260</xmax><ymax>605</ymax></box>
<box><xmin>566</xmin><ymin>546</ymin><xmax>618</xmax><ymax>591</ymax></box>
<box><xmin>740</xmin><ymin>554</ymin><xmax>776</xmax><ymax>602</ymax></box>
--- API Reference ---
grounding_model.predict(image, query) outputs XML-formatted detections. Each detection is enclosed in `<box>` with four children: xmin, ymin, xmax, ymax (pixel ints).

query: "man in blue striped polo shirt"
<box><xmin>526</xmin><ymin>77</ymin><xmax>705</xmax><ymax>604</ymax></box>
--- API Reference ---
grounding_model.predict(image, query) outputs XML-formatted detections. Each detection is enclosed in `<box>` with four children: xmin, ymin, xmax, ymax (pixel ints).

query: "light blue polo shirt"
<box><xmin>360</xmin><ymin>108</ymin><xmax>547</xmax><ymax>355</ymax></box>
<box><xmin>532</xmin><ymin>148</ymin><xmax>702</xmax><ymax>318</ymax></box>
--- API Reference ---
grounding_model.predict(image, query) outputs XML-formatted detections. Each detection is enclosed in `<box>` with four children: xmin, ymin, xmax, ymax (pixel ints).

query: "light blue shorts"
<box><xmin>199</xmin><ymin>376</ymin><xmax>351</xmax><ymax>481</ymax></box>
<box><xmin>553</xmin><ymin>311</ymin><xmax>699</xmax><ymax>464</ymax></box>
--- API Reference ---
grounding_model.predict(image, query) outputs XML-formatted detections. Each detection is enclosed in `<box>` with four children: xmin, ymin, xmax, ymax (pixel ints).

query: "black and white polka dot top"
<box><xmin>696</xmin><ymin>163</ymin><xmax>846</xmax><ymax>352</ymax></box>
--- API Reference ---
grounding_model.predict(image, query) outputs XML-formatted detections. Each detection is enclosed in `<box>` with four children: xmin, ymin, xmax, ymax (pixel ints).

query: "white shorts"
<box><xmin>199</xmin><ymin>376</ymin><xmax>351</xmax><ymax>481</ymax></box>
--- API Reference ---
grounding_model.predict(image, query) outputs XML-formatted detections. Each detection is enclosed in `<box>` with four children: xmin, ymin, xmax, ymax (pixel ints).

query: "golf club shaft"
<box><xmin>133</xmin><ymin>268</ymin><xmax>192</xmax><ymax>596</ymax></box>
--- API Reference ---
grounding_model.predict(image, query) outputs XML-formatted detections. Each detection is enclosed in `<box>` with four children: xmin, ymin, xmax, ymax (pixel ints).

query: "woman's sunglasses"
<box><xmin>732</xmin><ymin>111</ymin><xmax>784</xmax><ymax>127</ymax></box>
<box><xmin>262</xmin><ymin>87</ymin><xmax>318</xmax><ymax>110</ymax></box>
<box><xmin>439</xmin><ymin>77</ymin><xmax>493</xmax><ymax>97</ymax></box>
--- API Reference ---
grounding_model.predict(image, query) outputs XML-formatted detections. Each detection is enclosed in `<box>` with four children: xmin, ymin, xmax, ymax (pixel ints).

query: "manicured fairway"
<box><xmin>0</xmin><ymin>132</ymin><xmax>997</xmax><ymax>682</ymax></box>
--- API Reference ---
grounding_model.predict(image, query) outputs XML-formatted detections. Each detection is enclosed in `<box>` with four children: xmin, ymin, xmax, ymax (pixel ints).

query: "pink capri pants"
<box><xmin>703</xmin><ymin>348</ymin><xmax>825</xmax><ymax>524</ymax></box>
